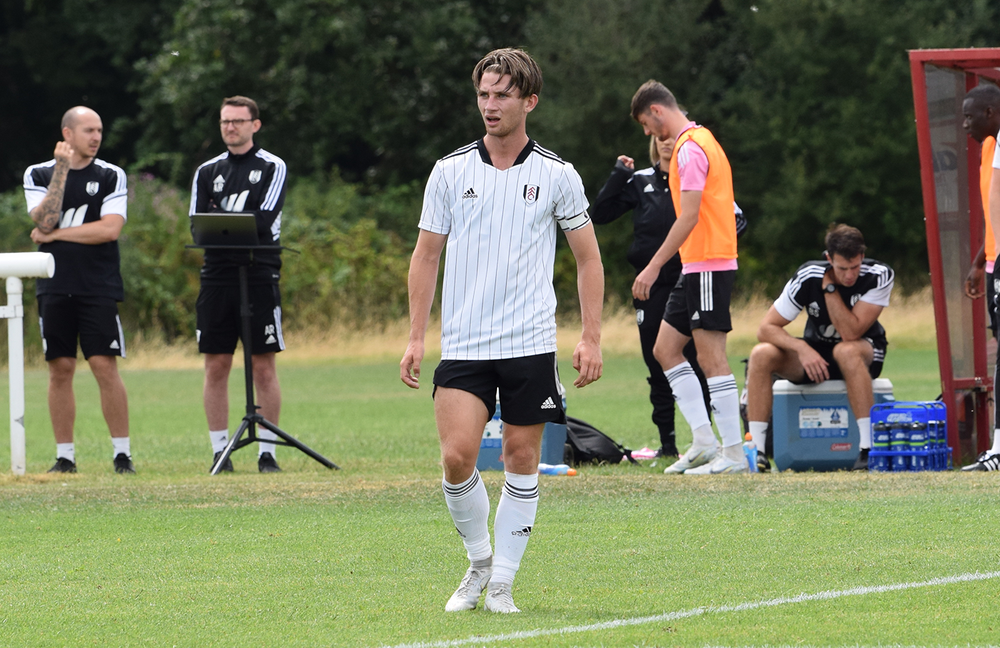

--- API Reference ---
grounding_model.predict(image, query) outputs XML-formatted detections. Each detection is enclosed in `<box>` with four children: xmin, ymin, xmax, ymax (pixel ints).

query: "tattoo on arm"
<box><xmin>31</xmin><ymin>160</ymin><xmax>69</xmax><ymax>234</ymax></box>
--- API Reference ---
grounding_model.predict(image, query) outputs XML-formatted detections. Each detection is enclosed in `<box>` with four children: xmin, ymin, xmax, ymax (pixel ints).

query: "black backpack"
<box><xmin>564</xmin><ymin>416</ymin><xmax>638</xmax><ymax>466</ymax></box>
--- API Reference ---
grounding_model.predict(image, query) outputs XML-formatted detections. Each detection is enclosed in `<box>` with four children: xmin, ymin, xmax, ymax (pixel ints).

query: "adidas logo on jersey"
<box><xmin>462</xmin><ymin>188</ymin><xmax>478</xmax><ymax>200</ymax></box>
<box><xmin>540</xmin><ymin>397</ymin><xmax>556</xmax><ymax>410</ymax></box>
<box><xmin>643</xmin><ymin>184</ymin><xmax>655</xmax><ymax>193</ymax></box>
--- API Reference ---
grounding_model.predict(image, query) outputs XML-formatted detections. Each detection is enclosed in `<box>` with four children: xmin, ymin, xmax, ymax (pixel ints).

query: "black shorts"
<box><xmin>38</xmin><ymin>295</ymin><xmax>125</xmax><ymax>361</ymax></box>
<box><xmin>990</xmin><ymin>265</ymin><xmax>998</xmax><ymax>338</ymax></box>
<box><xmin>790</xmin><ymin>338</ymin><xmax>886</xmax><ymax>385</ymax></box>
<box><xmin>432</xmin><ymin>352</ymin><xmax>565</xmax><ymax>426</ymax></box>
<box><xmin>196</xmin><ymin>284</ymin><xmax>285</xmax><ymax>355</ymax></box>
<box><xmin>663</xmin><ymin>270</ymin><xmax>735</xmax><ymax>336</ymax></box>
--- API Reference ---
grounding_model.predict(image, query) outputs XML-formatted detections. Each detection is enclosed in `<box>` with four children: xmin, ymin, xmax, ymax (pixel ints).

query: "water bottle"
<box><xmin>871</xmin><ymin>422</ymin><xmax>890</xmax><ymax>471</ymax></box>
<box><xmin>890</xmin><ymin>422</ymin><xmax>909</xmax><ymax>472</ymax></box>
<box><xmin>908</xmin><ymin>421</ymin><xmax>928</xmax><ymax>471</ymax></box>
<box><xmin>743</xmin><ymin>434</ymin><xmax>758</xmax><ymax>473</ymax></box>
<box><xmin>538</xmin><ymin>463</ymin><xmax>577</xmax><ymax>476</ymax></box>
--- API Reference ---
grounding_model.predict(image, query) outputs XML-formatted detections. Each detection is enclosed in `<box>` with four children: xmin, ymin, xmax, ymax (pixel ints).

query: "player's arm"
<box><xmin>632</xmin><ymin>189</ymin><xmax>700</xmax><ymax>300</ymax></box>
<box><xmin>564</xmin><ymin>222</ymin><xmax>604</xmax><ymax>388</ymax></box>
<box><xmin>400</xmin><ymin>229</ymin><xmax>447</xmax><ymax>389</ymax></box>
<box><xmin>255</xmin><ymin>162</ymin><xmax>287</xmax><ymax>242</ymax></box>
<box><xmin>31</xmin><ymin>214</ymin><xmax>124</xmax><ymax>245</ymax></box>
<box><xmin>991</xmin><ymin>167</ymin><xmax>1000</xmax><ymax>261</ymax></box>
<box><xmin>756</xmin><ymin>305</ymin><xmax>830</xmax><ymax>383</ymax></box>
<box><xmin>28</xmin><ymin>142</ymin><xmax>74</xmax><ymax>234</ymax></box>
<box><xmin>964</xmin><ymin>242</ymin><xmax>986</xmax><ymax>299</ymax></box>
<box><xmin>822</xmin><ymin>270</ymin><xmax>885</xmax><ymax>342</ymax></box>
<box><xmin>591</xmin><ymin>157</ymin><xmax>637</xmax><ymax>225</ymax></box>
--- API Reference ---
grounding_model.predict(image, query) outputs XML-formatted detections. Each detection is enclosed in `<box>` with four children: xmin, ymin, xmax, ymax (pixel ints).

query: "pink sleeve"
<box><xmin>677</xmin><ymin>140</ymin><xmax>709</xmax><ymax>191</ymax></box>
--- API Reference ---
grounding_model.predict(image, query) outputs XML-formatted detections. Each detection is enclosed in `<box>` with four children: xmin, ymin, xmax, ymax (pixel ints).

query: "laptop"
<box><xmin>190</xmin><ymin>213</ymin><xmax>260</xmax><ymax>247</ymax></box>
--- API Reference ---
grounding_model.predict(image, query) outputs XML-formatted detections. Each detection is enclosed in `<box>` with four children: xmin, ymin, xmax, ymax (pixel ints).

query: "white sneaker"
<box><xmin>663</xmin><ymin>444</ymin><xmax>718</xmax><ymax>474</ymax></box>
<box><xmin>445</xmin><ymin>565</ymin><xmax>492</xmax><ymax>612</ymax></box>
<box><xmin>484</xmin><ymin>582</ymin><xmax>520</xmax><ymax>613</ymax></box>
<box><xmin>684</xmin><ymin>453</ymin><xmax>749</xmax><ymax>474</ymax></box>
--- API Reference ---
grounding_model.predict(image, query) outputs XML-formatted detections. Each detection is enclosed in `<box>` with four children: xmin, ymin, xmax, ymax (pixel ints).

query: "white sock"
<box><xmin>857</xmin><ymin>417</ymin><xmax>872</xmax><ymax>450</ymax></box>
<box><xmin>111</xmin><ymin>436</ymin><xmax>131</xmax><ymax>459</ymax></box>
<box><xmin>708</xmin><ymin>374</ymin><xmax>743</xmax><ymax>448</ymax></box>
<box><xmin>56</xmin><ymin>442</ymin><xmax>75</xmax><ymax>462</ymax></box>
<box><xmin>209</xmin><ymin>430</ymin><xmax>229</xmax><ymax>453</ymax></box>
<box><xmin>258</xmin><ymin>428</ymin><xmax>277</xmax><ymax>457</ymax></box>
<box><xmin>492</xmin><ymin>472</ymin><xmax>539</xmax><ymax>587</ymax></box>
<box><xmin>749</xmin><ymin>421</ymin><xmax>768</xmax><ymax>453</ymax></box>
<box><xmin>443</xmin><ymin>470</ymin><xmax>492</xmax><ymax>563</ymax></box>
<box><xmin>665</xmin><ymin>362</ymin><xmax>712</xmax><ymax>433</ymax></box>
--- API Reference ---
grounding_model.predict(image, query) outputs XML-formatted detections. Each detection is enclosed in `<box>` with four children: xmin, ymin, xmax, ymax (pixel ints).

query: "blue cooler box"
<box><xmin>477</xmin><ymin>400</ymin><xmax>567</xmax><ymax>471</ymax></box>
<box><xmin>772</xmin><ymin>378</ymin><xmax>894</xmax><ymax>472</ymax></box>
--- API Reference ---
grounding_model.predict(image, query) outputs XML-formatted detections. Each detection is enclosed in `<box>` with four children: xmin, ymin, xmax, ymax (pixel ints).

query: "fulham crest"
<box><xmin>248</xmin><ymin>170</ymin><xmax>262</xmax><ymax>184</ymax></box>
<box><xmin>85</xmin><ymin>181</ymin><xmax>100</xmax><ymax>196</ymax></box>
<box><xmin>523</xmin><ymin>184</ymin><xmax>539</xmax><ymax>205</ymax></box>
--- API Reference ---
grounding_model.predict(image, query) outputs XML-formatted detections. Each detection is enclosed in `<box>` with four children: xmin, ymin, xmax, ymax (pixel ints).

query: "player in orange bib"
<box><xmin>629</xmin><ymin>80</ymin><xmax>745</xmax><ymax>474</ymax></box>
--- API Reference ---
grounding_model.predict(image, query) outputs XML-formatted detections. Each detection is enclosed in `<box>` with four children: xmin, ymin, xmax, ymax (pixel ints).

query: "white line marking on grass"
<box><xmin>379</xmin><ymin>570</ymin><xmax>1000</xmax><ymax>648</ymax></box>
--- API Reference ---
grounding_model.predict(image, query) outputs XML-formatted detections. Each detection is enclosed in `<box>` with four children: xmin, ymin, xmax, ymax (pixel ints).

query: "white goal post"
<box><xmin>0</xmin><ymin>253</ymin><xmax>55</xmax><ymax>475</ymax></box>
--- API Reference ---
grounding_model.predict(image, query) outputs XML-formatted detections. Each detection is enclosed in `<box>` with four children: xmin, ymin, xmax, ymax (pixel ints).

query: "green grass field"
<box><xmin>1</xmin><ymin>350</ymin><xmax>998</xmax><ymax>647</ymax></box>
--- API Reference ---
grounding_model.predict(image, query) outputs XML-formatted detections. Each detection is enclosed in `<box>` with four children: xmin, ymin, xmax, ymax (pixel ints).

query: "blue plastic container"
<box><xmin>772</xmin><ymin>379</ymin><xmax>895</xmax><ymax>472</ymax></box>
<box><xmin>868</xmin><ymin>401</ymin><xmax>950</xmax><ymax>472</ymax></box>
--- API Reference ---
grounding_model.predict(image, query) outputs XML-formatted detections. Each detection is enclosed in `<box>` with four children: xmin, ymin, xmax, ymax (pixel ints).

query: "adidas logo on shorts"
<box><xmin>540</xmin><ymin>397</ymin><xmax>556</xmax><ymax>410</ymax></box>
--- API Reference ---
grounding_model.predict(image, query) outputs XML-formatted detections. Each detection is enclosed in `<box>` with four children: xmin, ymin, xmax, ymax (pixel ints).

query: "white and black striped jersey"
<box><xmin>419</xmin><ymin>139</ymin><xmax>590</xmax><ymax>360</ymax></box>
<box><xmin>23</xmin><ymin>158</ymin><xmax>127</xmax><ymax>300</ymax></box>
<box><xmin>773</xmin><ymin>258</ymin><xmax>894</xmax><ymax>344</ymax></box>
<box><xmin>189</xmin><ymin>144</ymin><xmax>287</xmax><ymax>285</ymax></box>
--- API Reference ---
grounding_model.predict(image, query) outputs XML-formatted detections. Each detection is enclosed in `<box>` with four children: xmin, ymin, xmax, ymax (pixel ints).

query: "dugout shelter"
<box><xmin>909</xmin><ymin>48</ymin><xmax>1000</xmax><ymax>464</ymax></box>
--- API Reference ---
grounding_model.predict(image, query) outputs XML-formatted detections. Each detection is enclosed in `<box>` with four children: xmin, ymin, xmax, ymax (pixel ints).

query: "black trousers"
<box><xmin>635</xmin><ymin>279</ymin><xmax>710</xmax><ymax>454</ymax></box>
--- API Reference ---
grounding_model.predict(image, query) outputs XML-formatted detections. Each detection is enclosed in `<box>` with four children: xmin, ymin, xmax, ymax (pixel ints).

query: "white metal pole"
<box><xmin>7</xmin><ymin>276</ymin><xmax>25</xmax><ymax>476</ymax></box>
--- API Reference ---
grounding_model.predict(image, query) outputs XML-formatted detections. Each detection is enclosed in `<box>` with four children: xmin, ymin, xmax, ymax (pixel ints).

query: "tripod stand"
<box><xmin>193</xmin><ymin>245</ymin><xmax>338</xmax><ymax>475</ymax></box>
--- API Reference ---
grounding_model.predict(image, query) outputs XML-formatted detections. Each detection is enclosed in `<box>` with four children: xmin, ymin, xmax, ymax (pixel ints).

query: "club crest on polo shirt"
<box><xmin>523</xmin><ymin>184</ymin><xmax>539</xmax><ymax>204</ymax></box>
<box><xmin>807</xmin><ymin>302</ymin><xmax>821</xmax><ymax>318</ymax></box>
<box><xmin>86</xmin><ymin>181</ymin><xmax>99</xmax><ymax>196</ymax></box>
<box><xmin>213</xmin><ymin>174</ymin><xmax>226</xmax><ymax>192</ymax></box>
<box><xmin>248</xmin><ymin>170</ymin><xmax>262</xmax><ymax>184</ymax></box>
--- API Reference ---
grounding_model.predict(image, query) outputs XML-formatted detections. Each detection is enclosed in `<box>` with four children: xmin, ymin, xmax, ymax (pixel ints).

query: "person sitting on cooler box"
<box><xmin>744</xmin><ymin>223</ymin><xmax>894</xmax><ymax>472</ymax></box>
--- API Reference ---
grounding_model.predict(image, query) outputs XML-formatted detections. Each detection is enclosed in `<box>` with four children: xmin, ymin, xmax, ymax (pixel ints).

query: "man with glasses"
<box><xmin>189</xmin><ymin>96</ymin><xmax>288</xmax><ymax>473</ymax></box>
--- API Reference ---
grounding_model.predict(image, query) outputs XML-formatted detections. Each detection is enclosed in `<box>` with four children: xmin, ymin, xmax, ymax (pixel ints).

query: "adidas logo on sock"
<box><xmin>462</xmin><ymin>187</ymin><xmax>478</xmax><ymax>199</ymax></box>
<box><xmin>512</xmin><ymin>526</ymin><xmax>532</xmax><ymax>537</ymax></box>
<box><xmin>540</xmin><ymin>397</ymin><xmax>556</xmax><ymax>410</ymax></box>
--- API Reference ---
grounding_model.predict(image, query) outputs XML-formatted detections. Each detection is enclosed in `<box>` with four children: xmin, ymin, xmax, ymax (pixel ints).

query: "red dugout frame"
<box><xmin>909</xmin><ymin>48</ymin><xmax>1000</xmax><ymax>464</ymax></box>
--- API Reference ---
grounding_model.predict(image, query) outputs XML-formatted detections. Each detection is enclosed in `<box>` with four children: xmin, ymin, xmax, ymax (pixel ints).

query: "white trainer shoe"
<box><xmin>663</xmin><ymin>444</ymin><xmax>718</xmax><ymax>474</ymax></box>
<box><xmin>684</xmin><ymin>453</ymin><xmax>749</xmax><ymax>474</ymax></box>
<box><xmin>484</xmin><ymin>582</ymin><xmax>520</xmax><ymax>613</ymax></box>
<box><xmin>444</xmin><ymin>565</ymin><xmax>492</xmax><ymax>612</ymax></box>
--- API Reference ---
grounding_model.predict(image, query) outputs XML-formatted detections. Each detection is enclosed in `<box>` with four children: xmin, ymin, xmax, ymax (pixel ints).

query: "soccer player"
<box><xmin>629</xmin><ymin>80</ymin><xmax>744</xmax><ymax>474</ymax></box>
<box><xmin>23</xmin><ymin>106</ymin><xmax>133</xmax><ymax>474</ymax></box>
<box><xmin>964</xmin><ymin>83</ymin><xmax>1000</xmax><ymax>471</ymax></box>
<box><xmin>744</xmin><ymin>224</ymin><xmax>893</xmax><ymax>471</ymax></box>
<box><xmin>189</xmin><ymin>96</ymin><xmax>288</xmax><ymax>474</ymax></box>
<box><xmin>400</xmin><ymin>48</ymin><xmax>603</xmax><ymax>613</ymax></box>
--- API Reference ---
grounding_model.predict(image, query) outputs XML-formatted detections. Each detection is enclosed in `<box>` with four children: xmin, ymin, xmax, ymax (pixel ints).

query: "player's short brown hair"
<box><xmin>825</xmin><ymin>223</ymin><xmax>867</xmax><ymax>259</ymax></box>
<box><xmin>472</xmin><ymin>48</ymin><xmax>543</xmax><ymax>98</ymax></box>
<box><xmin>221</xmin><ymin>95</ymin><xmax>260</xmax><ymax>121</ymax></box>
<box><xmin>631</xmin><ymin>80</ymin><xmax>677</xmax><ymax>121</ymax></box>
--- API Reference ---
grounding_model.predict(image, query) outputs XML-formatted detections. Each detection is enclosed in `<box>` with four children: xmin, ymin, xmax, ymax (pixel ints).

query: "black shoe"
<box><xmin>756</xmin><ymin>452</ymin><xmax>771</xmax><ymax>473</ymax></box>
<box><xmin>47</xmin><ymin>457</ymin><xmax>77</xmax><ymax>473</ymax></box>
<box><xmin>656</xmin><ymin>445</ymin><xmax>679</xmax><ymax>459</ymax></box>
<box><xmin>258</xmin><ymin>452</ymin><xmax>282</xmax><ymax>473</ymax></box>
<box><xmin>961</xmin><ymin>451</ymin><xmax>1000</xmax><ymax>472</ymax></box>
<box><xmin>851</xmin><ymin>448</ymin><xmax>870</xmax><ymax>471</ymax></box>
<box><xmin>113</xmin><ymin>453</ymin><xmax>135</xmax><ymax>474</ymax></box>
<box><xmin>211</xmin><ymin>451</ymin><xmax>234</xmax><ymax>474</ymax></box>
